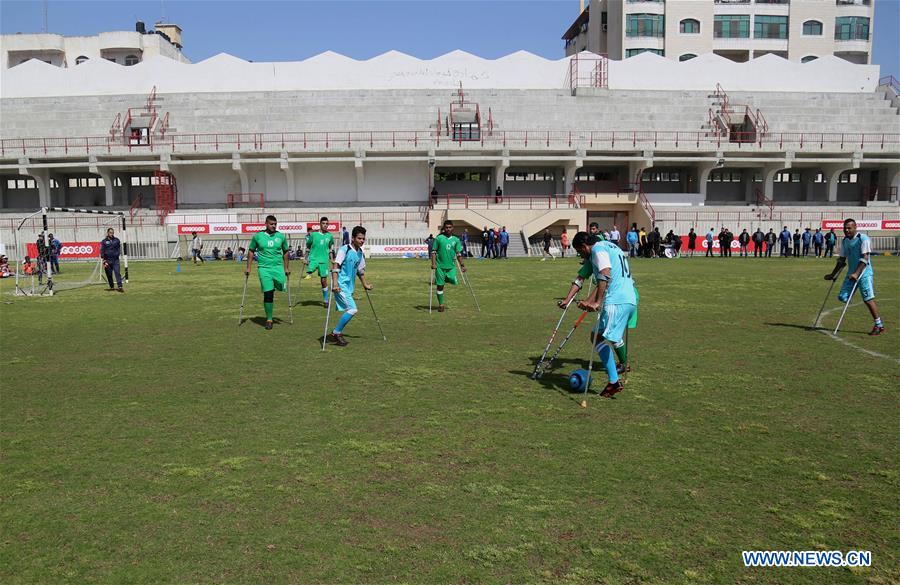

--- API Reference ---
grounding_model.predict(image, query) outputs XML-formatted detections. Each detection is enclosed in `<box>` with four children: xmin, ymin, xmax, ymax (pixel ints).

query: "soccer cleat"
<box><xmin>869</xmin><ymin>325</ymin><xmax>885</xmax><ymax>336</ymax></box>
<box><xmin>437</xmin><ymin>305</ymin><xmax>445</xmax><ymax>312</ymax></box>
<box><xmin>265</xmin><ymin>321</ymin><xmax>273</xmax><ymax>330</ymax></box>
<box><xmin>330</xmin><ymin>333</ymin><xmax>348</xmax><ymax>346</ymax></box>
<box><xmin>615</xmin><ymin>363</ymin><xmax>631</xmax><ymax>375</ymax></box>
<box><xmin>117</xmin><ymin>287</ymin><xmax>124</xmax><ymax>293</ymax></box>
<box><xmin>107</xmin><ymin>287</ymin><xmax>115</xmax><ymax>292</ymax></box>
<box><xmin>600</xmin><ymin>381</ymin><xmax>624</xmax><ymax>398</ymax></box>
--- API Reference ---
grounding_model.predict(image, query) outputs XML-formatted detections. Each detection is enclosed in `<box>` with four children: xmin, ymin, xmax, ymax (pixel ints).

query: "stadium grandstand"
<box><xmin>1</xmin><ymin>48</ymin><xmax>898</xmax><ymax>259</ymax></box>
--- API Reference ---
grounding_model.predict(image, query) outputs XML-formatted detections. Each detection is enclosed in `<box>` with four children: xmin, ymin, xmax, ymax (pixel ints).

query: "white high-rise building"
<box><xmin>0</xmin><ymin>21</ymin><xmax>189</xmax><ymax>70</ymax></box>
<box><xmin>563</xmin><ymin>0</ymin><xmax>875</xmax><ymax>64</ymax></box>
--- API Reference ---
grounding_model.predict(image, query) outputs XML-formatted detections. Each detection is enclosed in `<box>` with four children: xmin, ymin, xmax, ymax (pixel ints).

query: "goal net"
<box><xmin>13</xmin><ymin>207</ymin><xmax>130</xmax><ymax>296</ymax></box>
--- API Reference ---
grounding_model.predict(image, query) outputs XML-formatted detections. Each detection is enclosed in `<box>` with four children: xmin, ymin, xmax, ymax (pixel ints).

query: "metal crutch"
<box><xmin>321</xmin><ymin>272</ymin><xmax>335</xmax><ymax>351</ymax></box>
<box><xmin>456</xmin><ymin>258</ymin><xmax>480</xmax><ymax>311</ymax></box>
<box><xmin>812</xmin><ymin>278</ymin><xmax>837</xmax><ymax>329</ymax></box>
<box><xmin>580</xmin><ymin>312</ymin><xmax>603</xmax><ymax>408</ymax></box>
<box><xmin>833</xmin><ymin>278</ymin><xmax>859</xmax><ymax>335</ymax></box>
<box><xmin>286</xmin><ymin>272</ymin><xmax>294</xmax><ymax>325</ymax></box>
<box><xmin>428</xmin><ymin>268</ymin><xmax>435</xmax><ymax>314</ymax></box>
<box><xmin>541</xmin><ymin>310</ymin><xmax>589</xmax><ymax>377</ymax></box>
<box><xmin>238</xmin><ymin>273</ymin><xmax>249</xmax><ymax>326</ymax></box>
<box><xmin>360</xmin><ymin>277</ymin><xmax>387</xmax><ymax>341</ymax></box>
<box><xmin>532</xmin><ymin>298</ymin><xmax>575</xmax><ymax>379</ymax></box>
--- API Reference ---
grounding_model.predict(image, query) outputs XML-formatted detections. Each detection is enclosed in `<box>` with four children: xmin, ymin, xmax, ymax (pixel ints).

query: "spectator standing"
<box><xmin>493</xmin><ymin>227</ymin><xmax>502</xmax><ymax>259</ymax></box>
<box><xmin>487</xmin><ymin>227</ymin><xmax>496</xmax><ymax>259</ymax></box>
<box><xmin>609</xmin><ymin>225</ymin><xmax>621</xmax><ymax>248</ymax></box>
<box><xmin>342</xmin><ymin>226</ymin><xmax>350</xmax><ymax>246</ymax></box>
<box><xmin>765</xmin><ymin>229</ymin><xmax>776</xmax><ymax>258</ymax></box>
<box><xmin>792</xmin><ymin>229</ymin><xmax>801</xmax><ymax>257</ymax></box>
<box><xmin>541</xmin><ymin>229</ymin><xmax>554</xmax><ymax>261</ymax></box>
<box><xmin>813</xmin><ymin>228</ymin><xmax>824</xmax><ymax>257</ymax></box>
<box><xmin>424</xmin><ymin>233</ymin><xmax>435</xmax><ymax>256</ymax></box>
<box><xmin>651</xmin><ymin>227</ymin><xmax>662</xmax><ymax>258</ymax></box>
<box><xmin>639</xmin><ymin>227</ymin><xmax>648</xmax><ymax>257</ymax></box>
<box><xmin>461</xmin><ymin>229</ymin><xmax>469</xmax><ymax>257</ymax></box>
<box><xmin>738</xmin><ymin>229</ymin><xmax>751</xmax><ymax>257</ymax></box>
<box><xmin>705</xmin><ymin>227</ymin><xmax>715</xmax><ymax>257</ymax></box>
<box><xmin>673</xmin><ymin>231</ymin><xmax>682</xmax><ymax>257</ymax></box>
<box><xmin>480</xmin><ymin>226</ymin><xmax>489</xmax><ymax>258</ymax></box>
<box><xmin>627</xmin><ymin>227</ymin><xmax>639</xmax><ymax>258</ymax></box>
<box><xmin>752</xmin><ymin>228</ymin><xmax>765</xmax><ymax>257</ymax></box>
<box><xmin>724</xmin><ymin>228</ymin><xmax>734</xmax><ymax>257</ymax></box>
<box><xmin>495</xmin><ymin>186</ymin><xmax>503</xmax><ymax>203</ymax></box>
<box><xmin>824</xmin><ymin>228</ymin><xmax>837</xmax><ymax>257</ymax></box>
<box><xmin>190</xmin><ymin>231</ymin><xmax>205</xmax><ymax>264</ymax></box>
<box><xmin>100</xmin><ymin>228</ymin><xmax>124</xmax><ymax>292</ymax></box>
<box><xmin>48</xmin><ymin>233</ymin><xmax>61</xmax><ymax>274</ymax></box>
<box><xmin>498</xmin><ymin>227</ymin><xmax>509</xmax><ymax>258</ymax></box>
<box><xmin>801</xmin><ymin>228</ymin><xmax>812</xmax><ymax>256</ymax></box>
<box><xmin>779</xmin><ymin>226</ymin><xmax>791</xmax><ymax>257</ymax></box>
<box><xmin>717</xmin><ymin>227</ymin><xmax>727</xmax><ymax>258</ymax></box>
<box><xmin>561</xmin><ymin>229</ymin><xmax>569</xmax><ymax>258</ymax></box>
<box><xmin>687</xmin><ymin>228</ymin><xmax>697</xmax><ymax>257</ymax></box>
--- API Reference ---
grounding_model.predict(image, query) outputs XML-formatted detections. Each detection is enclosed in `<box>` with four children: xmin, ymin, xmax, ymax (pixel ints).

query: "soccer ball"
<box><xmin>569</xmin><ymin>369</ymin><xmax>592</xmax><ymax>392</ymax></box>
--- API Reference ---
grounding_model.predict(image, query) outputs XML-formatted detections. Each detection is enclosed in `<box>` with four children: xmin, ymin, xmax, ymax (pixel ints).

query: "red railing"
<box><xmin>226</xmin><ymin>192</ymin><xmax>265</xmax><ymax>208</ymax></box>
<box><xmin>879</xmin><ymin>75</ymin><xmax>899</xmax><ymax>93</ymax></box>
<box><xmin>109</xmin><ymin>112</ymin><xmax>121</xmax><ymax>139</ymax></box>
<box><xmin>129</xmin><ymin>194</ymin><xmax>144</xmax><ymax>220</ymax></box>
<box><xmin>164</xmin><ymin>210</ymin><xmax>429</xmax><ymax>229</ymax></box>
<box><xmin>433</xmin><ymin>193</ymin><xmax>579</xmax><ymax>210</ymax></box>
<box><xmin>568</xmin><ymin>53</ymin><xmax>609</xmax><ymax>92</ymax></box>
<box><xmin>145</xmin><ymin>85</ymin><xmax>158</xmax><ymax>113</ymax></box>
<box><xmin>2</xmin><ymin>129</ymin><xmax>899</xmax><ymax>157</ymax></box>
<box><xmin>755</xmin><ymin>188</ymin><xmax>775</xmax><ymax>219</ymax></box>
<box><xmin>158</xmin><ymin>112</ymin><xmax>170</xmax><ymax>138</ymax></box>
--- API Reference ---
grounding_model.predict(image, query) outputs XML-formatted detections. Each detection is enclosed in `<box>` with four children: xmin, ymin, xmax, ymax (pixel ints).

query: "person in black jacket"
<box><xmin>100</xmin><ymin>228</ymin><xmax>124</xmax><ymax>292</ymax></box>
<box><xmin>480</xmin><ymin>226</ymin><xmax>489</xmax><ymax>258</ymax></box>
<box><xmin>792</xmin><ymin>229</ymin><xmax>801</xmax><ymax>257</ymax></box>
<box><xmin>752</xmin><ymin>228</ymin><xmax>765</xmax><ymax>257</ymax></box>
<box><xmin>764</xmin><ymin>229</ymin><xmax>777</xmax><ymax>258</ymax></box>
<box><xmin>687</xmin><ymin>228</ymin><xmax>697</xmax><ymax>256</ymax></box>
<box><xmin>738</xmin><ymin>229</ymin><xmax>751</xmax><ymax>257</ymax></box>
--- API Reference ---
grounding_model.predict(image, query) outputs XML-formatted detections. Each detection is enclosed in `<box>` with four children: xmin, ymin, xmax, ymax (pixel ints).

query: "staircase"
<box><xmin>507</xmin><ymin>232</ymin><xmax>528</xmax><ymax>257</ymax></box>
<box><xmin>154</xmin><ymin>170</ymin><xmax>178</xmax><ymax>225</ymax></box>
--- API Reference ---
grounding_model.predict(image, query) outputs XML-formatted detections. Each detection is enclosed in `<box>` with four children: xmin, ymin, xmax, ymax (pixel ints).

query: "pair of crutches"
<box><xmin>533</xmin><ymin>279</ymin><xmax>595</xmax><ymax>378</ymax></box>
<box><xmin>238</xmin><ymin>271</ymin><xmax>294</xmax><ymax>326</ymax></box>
<box><xmin>322</xmin><ymin>272</ymin><xmax>386</xmax><ymax>351</ymax></box>
<box><xmin>813</xmin><ymin>272</ymin><xmax>859</xmax><ymax>335</ymax></box>
<box><xmin>428</xmin><ymin>259</ymin><xmax>480</xmax><ymax>313</ymax></box>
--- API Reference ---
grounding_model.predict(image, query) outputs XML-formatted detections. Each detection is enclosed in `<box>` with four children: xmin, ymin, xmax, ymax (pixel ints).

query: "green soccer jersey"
<box><xmin>432</xmin><ymin>234</ymin><xmax>462</xmax><ymax>269</ymax></box>
<box><xmin>306</xmin><ymin>231</ymin><xmax>334</xmax><ymax>262</ymax></box>
<box><xmin>578</xmin><ymin>259</ymin><xmax>592</xmax><ymax>280</ymax></box>
<box><xmin>249</xmin><ymin>230</ymin><xmax>288</xmax><ymax>269</ymax></box>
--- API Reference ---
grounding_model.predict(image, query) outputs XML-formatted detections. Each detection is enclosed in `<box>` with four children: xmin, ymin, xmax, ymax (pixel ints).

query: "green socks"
<box><xmin>264</xmin><ymin>301</ymin><xmax>274</xmax><ymax>321</ymax></box>
<box><xmin>615</xmin><ymin>343</ymin><xmax>627</xmax><ymax>366</ymax></box>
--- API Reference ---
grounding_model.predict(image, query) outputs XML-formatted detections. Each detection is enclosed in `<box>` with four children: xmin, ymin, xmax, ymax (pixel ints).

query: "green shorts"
<box><xmin>435</xmin><ymin>266</ymin><xmax>458</xmax><ymax>286</ymax></box>
<box><xmin>307</xmin><ymin>258</ymin><xmax>329</xmax><ymax>278</ymax></box>
<box><xmin>628</xmin><ymin>287</ymin><xmax>639</xmax><ymax>329</ymax></box>
<box><xmin>258</xmin><ymin>267</ymin><xmax>286</xmax><ymax>293</ymax></box>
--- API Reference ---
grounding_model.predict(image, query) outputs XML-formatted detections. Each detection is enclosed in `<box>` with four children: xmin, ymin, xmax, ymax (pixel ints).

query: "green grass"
<box><xmin>1</xmin><ymin>256</ymin><xmax>898</xmax><ymax>584</ymax></box>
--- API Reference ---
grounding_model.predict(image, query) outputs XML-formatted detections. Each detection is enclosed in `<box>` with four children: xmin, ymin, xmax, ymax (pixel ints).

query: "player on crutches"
<box><xmin>824</xmin><ymin>218</ymin><xmax>884</xmax><ymax>336</ymax></box>
<box><xmin>245</xmin><ymin>215</ymin><xmax>290</xmax><ymax>331</ymax></box>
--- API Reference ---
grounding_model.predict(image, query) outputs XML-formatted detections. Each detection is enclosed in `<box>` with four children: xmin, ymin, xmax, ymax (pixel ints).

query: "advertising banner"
<box><xmin>27</xmin><ymin>242</ymin><xmax>101</xmax><ymax>259</ymax></box>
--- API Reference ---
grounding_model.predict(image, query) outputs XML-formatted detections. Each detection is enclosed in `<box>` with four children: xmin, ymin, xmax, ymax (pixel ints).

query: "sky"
<box><xmin>1</xmin><ymin>0</ymin><xmax>898</xmax><ymax>74</ymax></box>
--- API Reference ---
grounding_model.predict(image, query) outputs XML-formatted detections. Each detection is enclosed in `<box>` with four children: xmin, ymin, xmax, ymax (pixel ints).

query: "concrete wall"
<box><xmin>362</xmin><ymin>162</ymin><xmax>428</xmax><ymax>202</ymax></box>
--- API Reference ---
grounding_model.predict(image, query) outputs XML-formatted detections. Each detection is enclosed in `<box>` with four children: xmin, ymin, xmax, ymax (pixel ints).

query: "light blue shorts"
<box><xmin>593</xmin><ymin>303</ymin><xmax>636</xmax><ymax>347</ymax></box>
<box><xmin>335</xmin><ymin>288</ymin><xmax>357</xmax><ymax>313</ymax></box>
<box><xmin>838</xmin><ymin>274</ymin><xmax>875</xmax><ymax>303</ymax></box>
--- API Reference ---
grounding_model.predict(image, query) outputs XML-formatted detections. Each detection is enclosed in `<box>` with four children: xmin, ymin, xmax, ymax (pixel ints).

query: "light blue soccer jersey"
<box><xmin>335</xmin><ymin>244</ymin><xmax>366</xmax><ymax>293</ymax></box>
<box><xmin>590</xmin><ymin>241</ymin><xmax>636</xmax><ymax>306</ymax></box>
<box><xmin>840</xmin><ymin>233</ymin><xmax>874</xmax><ymax>278</ymax></box>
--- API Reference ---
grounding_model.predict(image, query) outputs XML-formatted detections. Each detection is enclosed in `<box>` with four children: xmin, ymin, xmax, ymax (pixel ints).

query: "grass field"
<box><xmin>1</xmin><ymin>255</ymin><xmax>898</xmax><ymax>584</ymax></box>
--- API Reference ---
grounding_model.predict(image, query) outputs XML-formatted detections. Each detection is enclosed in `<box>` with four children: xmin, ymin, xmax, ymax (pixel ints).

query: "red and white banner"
<box><xmin>177</xmin><ymin>224</ymin><xmax>209</xmax><ymax>235</ymax></box>
<box><xmin>365</xmin><ymin>244</ymin><xmax>429</xmax><ymax>256</ymax></box>
<box><xmin>178</xmin><ymin>223</ymin><xmax>308</xmax><ymax>235</ymax></box>
<box><xmin>307</xmin><ymin>222</ymin><xmax>341</xmax><ymax>233</ymax></box>
<box><xmin>821</xmin><ymin>220</ymin><xmax>899</xmax><ymax>231</ymax></box>
<box><xmin>27</xmin><ymin>241</ymin><xmax>100</xmax><ymax>259</ymax></box>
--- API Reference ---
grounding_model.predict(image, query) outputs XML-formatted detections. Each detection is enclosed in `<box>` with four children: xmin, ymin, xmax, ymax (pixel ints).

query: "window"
<box><xmin>451</xmin><ymin>123</ymin><xmax>480</xmax><ymax>141</ymax></box>
<box><xmin>124</xmin><ymin>54</ymin><xmax>139</xmax><ymax>66</ymax></box>
<box><xmin>50</xmin><ymin>179</ymin><xmax>59</xmax><ymax>188</ymax></box>
<box><xmin>505</xmin><ymin>172</ymin><xmax>556</xmax><ymax>182</ymax></box>
<box><xmin>714</xmin><ymin>15</ymin><xmax>750</xmax><ymax>38</ymax></box>
<box><xmin>708</xmin><ymin>171</ymin><xmax>743</xmax><ymax>183</ymax></box>
<box><xmin>6</xmin><ymin>178</ymin><xmax>41</xmax><ymax>189</ymax></box>
<box><xmin>801</xmin><ymin>55</ymin><xmax>818</xmax><ymax>63</ymax></box>
<box><xmin>75</xmin><ymin>55</ymin><xmax>89</xmax><ymax>65</ymax></box>
<box><xmin>755</xmin><ymin>0</ymin><xmax>788</xmax><ymax>4</ymax></box>
<box><xmin>680</xmin><ymin>19</ymin><xmax>700</xmax><ymax>34</ymax></box>
<box><xmin>642</xmin><ymin>171</ymin><xmax>682</xmax><ymax>182</ymax></box>
<box><xmin>434</xmin><ymin>172</ymin><xmax>490</xmax><ymax>182</ymax></box>
<box><xmin>626</xmin><ymin>14</ymin><xmax>665</xmax><ymax>37</ymax></box>
<box><xmin>838</xmin><ymin>171</ymin><xmax>858</xmax><ymax>184</ymax></box>
<box><xmin>626</xmin><ymin>48</ymin><xmax>664</xmax><ymax>57</ymax></box>
<box><xmin>834</xmin><ymin>16</ymin><xmax>869</xmax><ymax>41</ymax></box>
<box><xmin>774</xmin><ymin>172</ymin><xmax>800</xmax><ymax>183</ymax></box>
<box><xmin>575</xmin><ymin>171</ymin><xmax>615</xmax><ymax>181</ymax></box>
<box><xmin>754</xmin><ymin>15</ymin><xmax>788</xmax><ymax>39</ymax></box>
<box><xmin>802</xmin><ymin>20</ymin><xmax>823</xmax><ymax>36</ymax></box>
<box><xmin>104</xmin><ymin>57</ymin><xmax>117</xmax><ymax>63</ymax></box>
<box><xmin>679</xmin><ymin>53</ymin><xmax>698</xmax><ymax>61</ymax></box>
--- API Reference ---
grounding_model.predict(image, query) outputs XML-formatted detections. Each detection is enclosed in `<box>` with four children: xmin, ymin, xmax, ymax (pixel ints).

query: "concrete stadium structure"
<box><xmin>0</xmin><ymin>49</ymin><xmax>897</xmax><ymax>257</ymax></box>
